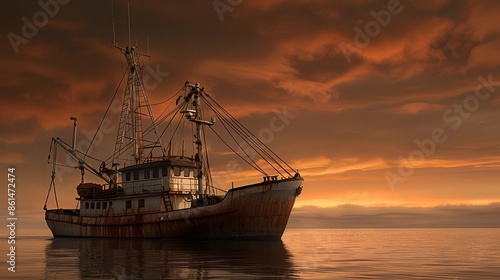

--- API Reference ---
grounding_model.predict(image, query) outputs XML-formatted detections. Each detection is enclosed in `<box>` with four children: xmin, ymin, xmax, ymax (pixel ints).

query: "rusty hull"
<box><xmin>45</xmin><ymin>177</ymin><xmax>303</xmax><ymax>239</ymax></box>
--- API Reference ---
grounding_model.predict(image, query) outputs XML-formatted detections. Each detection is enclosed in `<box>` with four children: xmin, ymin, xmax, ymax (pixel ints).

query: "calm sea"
<box><xmin>2</xmin><ymin>228</ymin><xmax>500</xmax><ymax>279</ymax></box>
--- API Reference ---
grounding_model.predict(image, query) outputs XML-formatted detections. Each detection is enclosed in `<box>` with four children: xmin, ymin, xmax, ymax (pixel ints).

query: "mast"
<box><xmin>183</xmin><ymin>83</ymin><xmax>215</xmax><ymax>199</ymax></box>
<box><xmin>194</xmin><ymin>84</ymin><xmax>203</xmax><ymax>198</ymax></box>
<box><xmin>112</xmin><ymin>45</ymin><xmax>163</xmax><ymax>167</ymax></box>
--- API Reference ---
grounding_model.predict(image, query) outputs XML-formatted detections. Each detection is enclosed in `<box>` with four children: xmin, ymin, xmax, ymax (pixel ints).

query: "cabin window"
<box><xmin>174</xmin><ymin>167</ymin><xmax>181</xmax><ymax>176</ymax></box>
<box><xmin>125</xmin><ymin>172</ymin><xmax>131</xmax><ymax>181</ymax></box>
<box><xmin>96</xmin><ymin>202</ymin><xmax>101</xmax><ymax>209</ymax></box>
<box><xmin>184</xmin><ymin>168</ymin><xmax>190</xmax><ymax>177</ymax></box>
<box><xmin>133</xmin><ymin>171</ymin><xmax>139</xmax><ymax>180</ymax></box>
<box><xmin>91</xmin><ymin>202</ymin><xmax>95</xmax><ymax>209</ymax></box>
<box><xmin>193</xmin><ymin>168</ymin><xmax>198</xmax><ymax>177</ymax></box>
<box><xmin>144</xmin><ymin>169</ymin><xmax>150</xmax><ymax>179</ymax></box>
<box><xmin>139</xmin><ymin>199</ymin><xmax>145</xmax><ymax>208</ymax></box>
<box><xmin>126</xmin><ymin>200</ymin><xmax>132</xmax><ymax>209</ymax></box>
<box><xmin>110</xmin><ymin>201</ymin><xmax>113</xmax><ymax>206</ymax></box>
<box><xmin>85</xmin><ymin>202</ymin><xmax>89</xmax><ymax>209</ymax></box>
<box><xmin>162</xmin><ymin>167</ymin><xmax>168</xmax><ymax>177</ymax></box>
<box><xmin>103</xmin><ymin>202</ymin><xmax>107</xmax><ymax>209</ymax></box>
<box><xmin>153</xmin><ymin>168</ymin><xmax>159</xmax><ymax>178</ymax></box>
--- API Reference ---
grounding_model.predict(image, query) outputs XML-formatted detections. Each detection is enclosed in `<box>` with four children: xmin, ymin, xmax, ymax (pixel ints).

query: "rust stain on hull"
<box><xmin>46</xmin><ymin>178</ymin><xmax>303</xmax><ymax>239</ymax></box>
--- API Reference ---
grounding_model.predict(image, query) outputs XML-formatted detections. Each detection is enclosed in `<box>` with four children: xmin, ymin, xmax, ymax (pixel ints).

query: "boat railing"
<box><xmin>122</xmin><ymin>179</ymin><xmax>197</xmax><ymax>195</ymax></box>
<box><xmin>169</xmin><ymin>177</ymin><xmax>198</xmax><ymax>192</ymax></box>
<box><xmin>88</xmin><ymin>177</ymin><xmax>199</xmax><ymax>198</ymax></box>
<box><xmin>123</xmin><ymin>183</ymin><xmax>166</xmax><ymax>195</ymax></box>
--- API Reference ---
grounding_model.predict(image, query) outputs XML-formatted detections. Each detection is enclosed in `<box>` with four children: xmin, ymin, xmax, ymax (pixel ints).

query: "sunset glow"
<box><xmin>1</xmin><ymin>0</ymin><xmax>500</xmax><ymax>236</ymax></box>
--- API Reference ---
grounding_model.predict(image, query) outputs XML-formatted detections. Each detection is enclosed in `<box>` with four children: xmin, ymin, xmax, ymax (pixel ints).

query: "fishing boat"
<box><xmin>43</xmin><ymin>44</ymin><xmax>303</xmax><ymax>240</ymax></box>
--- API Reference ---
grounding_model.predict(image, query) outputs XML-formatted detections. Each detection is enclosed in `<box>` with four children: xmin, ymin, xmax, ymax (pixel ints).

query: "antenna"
<box><xmin>127</xmin><ymin>1</ymin><xmax>131</xmax><ymax>47</ymax></box>
<box><xmin>111</xmin><ymin>0</ymin><xmax>116</xmax><ymax>46</ymax></box>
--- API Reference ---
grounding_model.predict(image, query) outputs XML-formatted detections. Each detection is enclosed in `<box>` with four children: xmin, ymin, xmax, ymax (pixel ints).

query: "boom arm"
<box><xmin>52</xmin><ymin>137</ymin><xmax>111</xmax><ymax>184</ymax></box>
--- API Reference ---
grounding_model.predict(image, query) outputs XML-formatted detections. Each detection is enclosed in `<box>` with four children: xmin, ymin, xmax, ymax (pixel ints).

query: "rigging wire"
<box><xmin>202</xmin><ymin>116</ymin><xmax>216</xmax><ymax>194</ymax></box>
<box><xmin>105</xmin><ymin>88</ymin><xmax>183</xmax><ymax>163</ymax></box>
<box><xmin>44</xmin><ymin>141</ymin><xmax>59</xmax><ymax>210</ymax></box>
<box><xmin>49</xmin><ymin>162</ymin><xmax>81</xmax><ymax>169</ymax></box>
<box><xmin>203</xmin><ymin>93</ymin><xmax>295</xmax><ymax>176</ymax></box>
<box><xmin>146</xmin><ymin>98</ymin><xmax>187</xmax><ymax>152</ymax></box>
<box><xmin>201</xmin><ymin>94</ymin><xmax>287</xmax><ymax>176</ymax></box>
<box><xmin>208</xmin><ymin>126</ymin><xmax>267</xmax><ymax>176</ymax></box>
<box><xmin>103</xmin><ymin>97</ymin><xmax>187</xmax><ymax>165</ymax></box>
<box><xmin>76</xmin><ymin>148</ymin><xmax>105</xmax><ymax>164</ymax></box>
<box><xmin>178</xmin><ymin>107</ymin><xmax>186</xmax><ymax>156</ymax></box>
<box><xmin>135</xmin><ymin>66</ymin><xmax>164</xmax><ymax>156</ymax></box>
<box><xmin>83</xmin><ymin>67</ymin><xmax>128</xmax><ymax>160</ymax></box>
<box><xmin>214</xmin><ymin>111</ymin><xmax>269</xmax><ymax>175</ymax></box>
<box><xmin>141</xmin><ymin>86</ymin><xmax>184</xmax><ymax>134</ymax></box>
<box><xmin>50</xmin><ymin>73</ymin><xmax>297</xmax><ymax>191</ymax></box>
<box><xmin>148</xmin><ymin>86</ymin><xmax>183</xmax><ymax>106</ymax></box>
<box><xmin>170</xmin><ymin>103</ymin><xmax>189</xmax><ymax>156</ymax></box>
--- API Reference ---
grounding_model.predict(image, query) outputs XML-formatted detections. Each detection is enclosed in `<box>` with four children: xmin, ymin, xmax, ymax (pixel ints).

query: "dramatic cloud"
<box><xmin>1</xmin><ymin>1</ymin><xmax>500</xmax><ymax>234</ymax></box>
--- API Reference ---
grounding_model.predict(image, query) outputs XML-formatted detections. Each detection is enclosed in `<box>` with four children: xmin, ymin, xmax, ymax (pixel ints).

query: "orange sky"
<box><xmin>1</xmin><ymin>0</ymin><xmax>500</xmax><ymax>235</ymax></box>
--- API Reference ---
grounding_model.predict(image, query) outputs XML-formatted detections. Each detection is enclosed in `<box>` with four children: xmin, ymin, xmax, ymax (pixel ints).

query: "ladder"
<box><xmin>163</xmin><ymin>194</ymin><xmax>173</xmax><ymax>212</ymax></box>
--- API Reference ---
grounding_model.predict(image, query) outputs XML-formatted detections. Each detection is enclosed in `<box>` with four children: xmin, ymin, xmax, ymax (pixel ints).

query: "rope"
<box><xmin>44</xmin><ymin>141</ymin><xmax>59</xmax><ymax>210</ymax></box>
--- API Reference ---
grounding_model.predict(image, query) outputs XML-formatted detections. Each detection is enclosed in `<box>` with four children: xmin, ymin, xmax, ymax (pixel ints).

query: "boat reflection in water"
<box><xmin>44</xmin><ymin>238</ymin><xmax>299</xmax><ymax>279</ymax></box>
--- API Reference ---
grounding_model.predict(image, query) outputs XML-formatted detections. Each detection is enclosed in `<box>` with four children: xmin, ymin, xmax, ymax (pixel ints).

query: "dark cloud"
<box><xmin>1</xmin><ymin>0</ymin><xmax>500</xmax><ymax>230</ymax></box>
<box><xmin>0</xmin><ymin>116</ymin><xmax>42</xmax><ymax>143</ymax></box>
